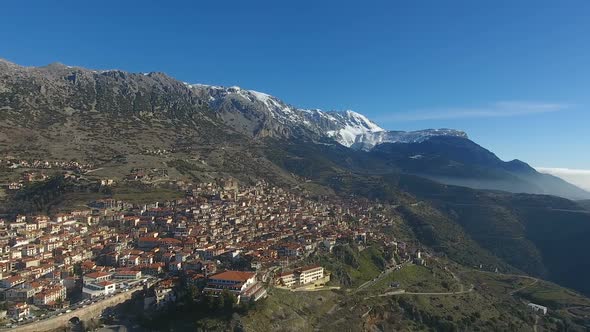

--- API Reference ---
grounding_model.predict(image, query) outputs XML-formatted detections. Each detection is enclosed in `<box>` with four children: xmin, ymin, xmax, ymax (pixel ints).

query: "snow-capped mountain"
<box><xmin>351</xmin><ymin>129</ymin><xmax>468</xmax><ymax>151</ymax></box>
<box><xmin>323</xmin><ymin>110</ymin><xmax>384</xmax><ymax>147</ymax></box>
<box><xmin>186</xmin><ymin>83</ymin><xmax>466</xmax><ymax>150</ymax></box>
<box><xmin>1</xmin><ymin>58</ymin><xmax>588</xmax><ymax>201</ymax></box>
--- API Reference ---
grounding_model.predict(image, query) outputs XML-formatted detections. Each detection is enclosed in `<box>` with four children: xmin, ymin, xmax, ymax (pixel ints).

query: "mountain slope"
<box><xmin>579</xmin><ymin>200</ymin><xmax>590</xmax><ymax>210</ymax></box>
<box><xmin>397</xmin><ymin>176</ymin><xmax>590</xmax><ymax>296</ymax></box>
<box><xmin>266</xmin><ymin>140</ymin><xmax>590</xmax><ymax>296</ymax></box>
<box><xmin>187</xmin><ymin>83</ymin><xmax>465</xmax><ymax>149</ymax></box>
<box><xmin>371</xmin><ymin>136</ymin><xmax>590</xmax><ymax>200</ymax></box>
<box><xmin>1</xmin><ymin>59</ymin><xmax>587</xmax><ymax>200</ymax></box>
<box><xmin>0</xmin><ymin>60</ymin><xmax>304</xmax><ymax>191</ymax></box>
<box><xmin>0</xmin><ymin>60</ymin><xmax>229</xmax><ymax>160</ymax></box>
<box><xmin>186</xmin><ymin>83</ymin><xmax>387</xmax><ymax>143</ymax></box>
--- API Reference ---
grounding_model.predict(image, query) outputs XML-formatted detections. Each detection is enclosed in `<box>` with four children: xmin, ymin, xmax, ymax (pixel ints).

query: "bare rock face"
<box><xmin>0</xmin><ymin>59</ymin><xmax>226</xmax><ymax>161</ymax></box>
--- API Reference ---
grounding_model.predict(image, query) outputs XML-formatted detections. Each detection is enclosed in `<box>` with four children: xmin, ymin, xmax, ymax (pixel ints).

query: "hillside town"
<box><xmin>0</xmin><ymin>178</ymin><xmax>415</xmax><ymax>327</ymax></box>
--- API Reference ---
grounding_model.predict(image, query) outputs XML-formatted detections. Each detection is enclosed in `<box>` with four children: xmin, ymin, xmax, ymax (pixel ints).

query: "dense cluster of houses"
<box><xmin>0</xmin><ymin>178</ymin><xmax>406</xmax><ymax>321</ymax></box>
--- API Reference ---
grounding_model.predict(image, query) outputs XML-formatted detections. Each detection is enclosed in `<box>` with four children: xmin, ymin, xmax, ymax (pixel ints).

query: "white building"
<box><xmin>83</xmin><ymin>271</ymin><xmax>111</xmax><ymax>285</ymax></box>
<box><xmin>33</xmin><ymin>285</ymin><xmax>66</xmax><ymax>306</ymax></box>
<box><xmin>82</xmin><ymin>281</ymin><xmax>116</xmax><ymax>299</ymax></box>
<box><xmin>277</xmin><ymin>265</ymin><xmax>325</xmax><ymax>287</ymax></box>
<box><xmin>528</xmin><ymin>303</ymin><xmax>548</xmax><ymax>315</ymax></box>
<box><xmin>299</xmin><ymin>266</ymin><xmax>324</xmax><ymax>285</ymax></box>
<box><xmin>204</xmin><ymin>270</ymin><xmax>267</xmax><ymax>302</ymax></box>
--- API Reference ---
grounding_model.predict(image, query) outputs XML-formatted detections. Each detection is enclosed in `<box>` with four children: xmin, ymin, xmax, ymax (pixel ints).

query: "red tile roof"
<box><xmin>84</xmin><ymin>271</ymin><xmax>110</xmax><ymax>279</ymax></box>
<box><xmin>209</xmin><ymin>270</ymin><xmax>254</xmax><ymax>282</ymax></box>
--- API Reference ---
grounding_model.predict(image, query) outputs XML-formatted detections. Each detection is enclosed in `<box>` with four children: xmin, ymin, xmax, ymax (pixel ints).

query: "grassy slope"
<box><xmin>244</xmin><ymin>288</ymin><xmax>343</xmax><ymax>332</ymax></box>
<box><xmin>371</xmin><ymin>264</ymin><xmax>460</xmax><ymax>293</ymax></box>
<box><xmin>241</xmin><ymin>249</ymin><xmax>590</xmax><ymax>331</ymax></box>
<box><xmin>306</xmin><ymin>245</ymin><xmax>385</xmax><ymax>288</ymax></box>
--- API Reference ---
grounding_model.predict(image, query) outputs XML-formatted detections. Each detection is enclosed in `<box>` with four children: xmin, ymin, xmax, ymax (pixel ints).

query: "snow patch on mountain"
<box><xmin>325</xmin><ymin>110</ymin><xmax>385</xmax><ymax>147</ymax></box>
<box><xmin>186</xmin><ymin>83</ymin><xmax>466</xmax><ymax>149</ymax></box>
<box><xmin>351</xmin><ymin>128</ymin><xmax>468</xmax><ymax>150</ymax></box>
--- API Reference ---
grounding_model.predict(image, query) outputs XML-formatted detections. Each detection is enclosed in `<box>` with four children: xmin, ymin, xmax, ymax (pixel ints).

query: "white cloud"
<box><xmin>536</xmin><ymin>167</ymin><xmax>590</xmax><ymax>192</ymax></box>
<box><xmin>377</xmin><ymin>101</ymin><xmax>571</xmax><ymax>122</ymax></box>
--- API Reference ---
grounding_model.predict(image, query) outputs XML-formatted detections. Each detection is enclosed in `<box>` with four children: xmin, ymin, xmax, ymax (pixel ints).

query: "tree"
<box><xmin>73</xmin><ymin>263</ymin><xmax>83</xmax><ymax>276</ymax></box>
<box><xmin>221</xmin><ymin>290</ymin><xmax>237</xmax><ymax>311</ymax></box>
<box><xmin>185</xmin><ymin>284</ymin><xmax>198</xmax><ymax>306</ymax></box>
<box><xmin>215</xmin><ymin>294</ymin><xmax>225</xmax><ymax>311</ymax></box>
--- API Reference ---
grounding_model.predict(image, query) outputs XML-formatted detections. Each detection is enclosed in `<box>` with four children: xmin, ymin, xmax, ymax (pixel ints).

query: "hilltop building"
<box><xmin>277</xmin><ymin>265</ymin><xmax>325</xmax><ymax>288</ymax></box>
<box><xmin>203</xmin><ymin>270</ymin><xmax>267</xmax><ymax>303</ymax></box>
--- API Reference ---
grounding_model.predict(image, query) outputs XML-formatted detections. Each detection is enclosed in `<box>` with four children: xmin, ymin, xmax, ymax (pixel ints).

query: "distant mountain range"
<box><xmin>370</xmin><ymin>136</ymin><xmax>590</xmax><ymax>200</ymax></box>
<box><xmin>1</xmin><ymin>58</ymin><xmax>588</xmax><ymax>200</ymax></box>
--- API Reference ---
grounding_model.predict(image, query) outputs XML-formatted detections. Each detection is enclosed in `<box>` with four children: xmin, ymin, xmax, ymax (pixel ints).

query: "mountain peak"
<box><xmin>0</xmin><ymin>58</ymin><xmax>22</xmax><ymax>70</ymax></box>
<box><xmin>0</xmin><ymin>58</ymin><xmax>15</xmax><ymax>65</ymax></box>
<box><xmin>183</xmin><ymin>83</ymin><xmax>465</xmax><ymax>148</ymax></box>
<box><xmin>336</xmin><ymin>110</ymin><xmax>384</xmax><ymax>131</ymax></box>
<box><xmin>323</xmin><ymin>110</ymin><xmax>384</xmax><ymax>147</ymax></box>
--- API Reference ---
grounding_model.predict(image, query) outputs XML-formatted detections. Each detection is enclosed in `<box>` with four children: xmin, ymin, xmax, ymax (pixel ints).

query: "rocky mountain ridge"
<box><xmin>1</xmin><ymin>59</ymin><xmax>588</xmax><ymax>199</ymax></box>
<box><xmin>186</xmin><ymin>82</ymin><xmax>468</xmax><ymax>149</ymax></box>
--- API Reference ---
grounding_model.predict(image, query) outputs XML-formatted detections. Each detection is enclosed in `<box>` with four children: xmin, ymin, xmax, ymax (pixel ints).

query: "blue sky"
<box><xmin>1</xmin><ymin>0</ymin><xmax>589</xmax><ymax>171</ymax></box>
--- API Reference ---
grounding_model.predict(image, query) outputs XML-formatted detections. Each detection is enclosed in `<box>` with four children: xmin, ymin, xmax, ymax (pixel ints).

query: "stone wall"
<box><xmin>2</xmin><ymin>290</ymin><xmax>138</xmax><ymax>332</ymax></box>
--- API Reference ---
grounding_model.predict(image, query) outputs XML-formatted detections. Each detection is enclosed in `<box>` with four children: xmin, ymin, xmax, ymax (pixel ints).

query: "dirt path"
<box><xmin>365</xmin><ymin>283</ymin><xmax>474</xmax><ymax>299</ymax></box>
<box><xmin>84</xmin><ymin>167</ymin><xmax>104</xmax><ymax>174</ymax></box>
<box><xmin>326</xmin><ymin>303</ymin><xmax>339</xmax><ymax>315</ymax></box>
<box><xmin>458</xmin><ymin>269</ymin><xmax>539</xmax><ymax>296</ymax></box>
<box><xmin>509</xmin><ymin>276</ymin><xmax>539</xmax><ymax>295</ymax></box>
<box><xmin>404</xmin><ymin>284</ymin><xmax>475</xmax><ymax>296</ymax></box>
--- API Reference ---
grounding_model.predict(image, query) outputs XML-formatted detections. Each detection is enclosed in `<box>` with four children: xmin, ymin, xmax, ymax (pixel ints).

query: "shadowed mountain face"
<box><xmin>370</xmin><ymin>136</ymin><xmax>590</xmax><ymax>200</ymax></box>
<box><xmin>579</xmin><ymin>200</ymin><xmax>590</xmax><ymax>211</ymax></box>
<box><xmin>395</xmin><ymin>176</ymin><xmax>590</xmax><ymax>296</ymax></box>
